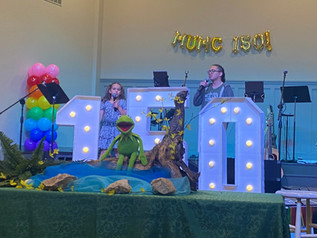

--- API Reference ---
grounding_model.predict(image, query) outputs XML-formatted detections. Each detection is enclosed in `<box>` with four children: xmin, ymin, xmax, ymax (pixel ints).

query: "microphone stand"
<box><xmin>277</xmin><ymin>71</ymin><xmax>287</xmax><ymax>161</ymax></box>
<box><xmin>0</xmin><ymin>87</ymin><xmax>39</xmax><ymax>150</ymax></box>
<box><xmin>182</xmin><ymin>71</ymin><xmax>189</xmax><ymax>87</ymax></box>
<box><xmin>50</xmin><ymin>96</ymin><xmax>56</xmax><ymax>154</ymax></box>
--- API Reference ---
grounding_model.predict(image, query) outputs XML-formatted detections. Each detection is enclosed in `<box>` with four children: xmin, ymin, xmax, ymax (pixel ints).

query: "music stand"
<box><xmin>245</xmin><ymin>81</ymin><xmax>264</xmax><ymax>103</ymax></box>
<box><xmin>153</xmin><ymin>71</ymin><xmax>169</xmax><ymax>87</ymax></box>
<box><xmin>281</xmin><ymin>86</ymin><xmax>311</xmax><ymax>161</ymax></box>
<box><xmin>38</xmin><ymin>83</ymin><xmax>69</xmax><ymax>154</ymax></box>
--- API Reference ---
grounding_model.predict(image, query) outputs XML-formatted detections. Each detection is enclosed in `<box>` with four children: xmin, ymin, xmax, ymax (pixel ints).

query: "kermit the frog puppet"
<box><xmin>100</xmin><ymin>115</ymin><xmax>148</xmax><ymax>170</ymax></box>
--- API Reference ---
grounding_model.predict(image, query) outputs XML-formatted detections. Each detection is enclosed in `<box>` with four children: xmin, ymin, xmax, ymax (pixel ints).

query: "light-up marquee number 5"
<box><xmin>56</xmin><ymin>95</ymin><xmax>101</xmax><ymax>161</ymax></box>
<box><xmin>127</xmin><ymin>87</ymin><xmax>189</xmax><ymax>151</ymax></box>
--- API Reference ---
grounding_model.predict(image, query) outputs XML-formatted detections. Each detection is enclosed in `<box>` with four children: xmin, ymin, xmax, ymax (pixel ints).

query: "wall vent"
<box><xmin>44</xmin><ymin>0</ymin><xmax>62</xmax><ymax>7</ymax></box>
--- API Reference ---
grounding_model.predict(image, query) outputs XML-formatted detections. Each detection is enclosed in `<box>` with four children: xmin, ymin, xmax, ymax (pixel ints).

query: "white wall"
<box><xmin>0</xmin><ymin>0</ymin><xmax>102</xmax><ymax>148</ymax></box>
<box><xmin>101</xmin><ymin>0</ymin><xmax>317</xmax><ymax>82</ymax></box>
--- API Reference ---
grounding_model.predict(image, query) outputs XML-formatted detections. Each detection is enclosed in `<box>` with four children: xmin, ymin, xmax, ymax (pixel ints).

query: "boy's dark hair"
<box><xmin>212</xmin><ymin>64</ymin><xmax>226</xmax><ymax>82</ymax></box>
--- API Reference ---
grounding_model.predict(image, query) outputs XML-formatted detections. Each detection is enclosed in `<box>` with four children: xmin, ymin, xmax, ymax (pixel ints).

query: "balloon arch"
<box><xmin>24</xmin><ymin>63</ymin><xmax>60</xmax><ymax>152</ymax></box>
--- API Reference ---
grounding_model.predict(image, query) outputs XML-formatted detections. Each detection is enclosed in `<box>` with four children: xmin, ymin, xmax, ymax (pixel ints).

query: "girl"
<box><xmin>98</xmin><ymin>82</ymin><xmax>127</xmax><ymax>159</ymax></box>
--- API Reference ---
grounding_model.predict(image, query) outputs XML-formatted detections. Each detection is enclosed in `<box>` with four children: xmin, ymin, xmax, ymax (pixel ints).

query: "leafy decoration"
<box><xmin>0</xmin><ymin>131</ymin><xmax>62</xmax><ymax>187</ymax></box>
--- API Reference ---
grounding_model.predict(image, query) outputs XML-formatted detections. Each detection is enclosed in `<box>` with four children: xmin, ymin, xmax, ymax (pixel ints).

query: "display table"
<box><xmin>0</xmin><ymin>188</ymin><xmax>290</xmax><ymax>238</ymax></box>
<box><xmin>276</xmin><ymin>190</ymin><xmax>317</xmax><ymax>238</ymax></box>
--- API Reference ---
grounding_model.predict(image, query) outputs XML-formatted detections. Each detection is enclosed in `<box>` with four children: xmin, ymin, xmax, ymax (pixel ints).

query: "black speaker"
<box><xmin>264</xmin><ymin>160</ymin><xmax>281</xmax><ymax>193</ymax></box>
<box><xmin>227</xmin><ymin>158</ymin><xmax>281</xmax><ymax>192</ymax></box>
<box><xmin>153</xmin><ymin>71</ymin><xmax>169</xmax><ymax>87</ymax></box>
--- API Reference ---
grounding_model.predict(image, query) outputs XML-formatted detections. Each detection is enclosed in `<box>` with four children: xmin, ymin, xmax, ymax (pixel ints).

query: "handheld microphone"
<box><xmin>284</xmin><ymin>70</ymin><xmax>288</xmax><ymax>75</ymax></box>
<box><xmin>198</xmin><ymin>78</ymin><xmax>209</xmax><ymax>91</ymax></box>
<box><xmin>112</xmin><ymin>93</ymin><xmax>118</xmax><ymax>111</ymax></box>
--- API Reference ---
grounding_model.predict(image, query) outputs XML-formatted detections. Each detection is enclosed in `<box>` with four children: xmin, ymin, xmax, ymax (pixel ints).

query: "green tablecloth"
<box><xmin>0</xmin><ymin>188</ymin><xmax>290</xmax><ymax>238</ymax></box>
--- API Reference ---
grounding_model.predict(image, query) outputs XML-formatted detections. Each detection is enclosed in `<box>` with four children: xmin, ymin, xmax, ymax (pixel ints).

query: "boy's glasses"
<box><xmin>208</xmin><ymin>69</ymin><xmax>220</xmax><ymax>74</ymax></box>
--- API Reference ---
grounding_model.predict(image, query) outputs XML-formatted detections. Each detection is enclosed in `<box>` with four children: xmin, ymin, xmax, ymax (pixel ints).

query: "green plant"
<box><xmin>0</xmin><ymin>131</ymin><xmax>62</xmax><ymax>187</ymax></box>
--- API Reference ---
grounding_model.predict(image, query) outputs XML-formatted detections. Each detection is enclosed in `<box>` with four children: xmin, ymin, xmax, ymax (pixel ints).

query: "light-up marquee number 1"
<box><xmin>56</xmin><ymin>95</ymin><xmax>101</xmax><ymax>161</ymax></box>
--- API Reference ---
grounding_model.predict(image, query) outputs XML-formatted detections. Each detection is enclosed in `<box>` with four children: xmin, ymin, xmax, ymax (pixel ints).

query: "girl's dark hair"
<box><xmin>102</xmin><ymin>82</ymin><xmax>126</xmax><ymax>102</ymax></box>
<box><xmin>212</xmin><ymin>64</ymin><xmax>226</xmax><ymax>82</ymax></box>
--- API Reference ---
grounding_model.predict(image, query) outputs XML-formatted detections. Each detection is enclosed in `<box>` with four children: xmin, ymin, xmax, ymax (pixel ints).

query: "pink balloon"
<box><xmin>45</xmin><ymin>64</ymin><xmax>59</xmax><ymax>78</ymax></box>
<box><xmin>27</xmin><ymin>67</ymin><xmax>33</xmax><ymax>77</ymax></box>
<box><xmin>29</xmin><ymin>63</ymin><xmax>46</xmax><ymax>77</ymax></box>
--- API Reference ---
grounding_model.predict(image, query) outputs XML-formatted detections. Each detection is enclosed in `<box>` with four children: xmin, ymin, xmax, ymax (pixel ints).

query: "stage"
<box><xmin>0</xmin><ymin>188</ymin><xmax>290</xmax><ymax>238</ymax></box>
<box><xmin>187</xmin><ymin>156</ymin><xmax>317</xmax><ymax>192</ymax></box>
<box><xmin>8</xmin><ymin>150</ymin><xmax>316</xmax><ymax>237</ymax></box>
<box><xmin>281</xmin><ymin>161</ymin><xmax>317</xmax><ymax>190</ymax></box>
